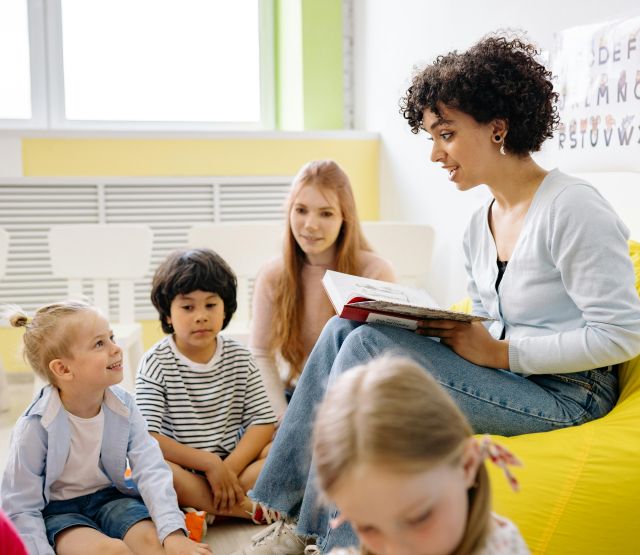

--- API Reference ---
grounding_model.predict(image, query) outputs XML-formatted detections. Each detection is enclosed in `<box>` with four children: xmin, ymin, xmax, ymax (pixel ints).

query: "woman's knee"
<box><xmin>320</xmin><ymin>316</ymin><xmax>360</xmax><ymax>344</ymax></box>
<box><xmin>337</xmin><ymin>324</ymin><xmax>387</xmax><ymax>362</ymax></box>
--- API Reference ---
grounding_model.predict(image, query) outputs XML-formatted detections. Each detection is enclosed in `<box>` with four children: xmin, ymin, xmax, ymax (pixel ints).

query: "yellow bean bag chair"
<box><xmin>454</xmin><ymin>240</ymin><xmax>640</xmax><ymax>555</ymax></box>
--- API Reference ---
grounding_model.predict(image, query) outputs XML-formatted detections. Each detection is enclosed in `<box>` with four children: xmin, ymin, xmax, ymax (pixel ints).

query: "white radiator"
<box><xmin>0</xmin><ymin>177</ymin><xmax>291</xmax><ymax>320</ymax></box>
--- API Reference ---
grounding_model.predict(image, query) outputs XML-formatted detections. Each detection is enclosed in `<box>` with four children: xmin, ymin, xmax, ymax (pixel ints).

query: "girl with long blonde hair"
<box><xmin>309</xmin><ymin>356</ymin><xmax>528</xmax><ymax>555</ymax></box>
<box><xmin>249</xmin><ymin>160</ymin><xmax>395</xmax><ymax>416</ymax></box>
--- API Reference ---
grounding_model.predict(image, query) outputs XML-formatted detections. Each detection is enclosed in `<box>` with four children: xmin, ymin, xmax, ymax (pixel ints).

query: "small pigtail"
<box><xmin>2</xmin><ymin>305</ymin><xmax>29</xmax><ymax>328</ymax></box>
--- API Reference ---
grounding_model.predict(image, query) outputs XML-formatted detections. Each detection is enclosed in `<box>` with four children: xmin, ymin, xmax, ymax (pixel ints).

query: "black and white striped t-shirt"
<box><xmin>135</xmin><ymin>334</ymin><xmax>276</xmax><ymax>457</ymax></box>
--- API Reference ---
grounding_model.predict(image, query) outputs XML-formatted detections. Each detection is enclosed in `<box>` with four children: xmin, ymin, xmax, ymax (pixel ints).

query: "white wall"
<box><xmin>353</xmin><ymin>0</ymin><xmax>640</xmax><ymax>307</ymax></box>
<box><xmin>0</xmin><ymin>138</ymin><xmax>22</xmax><ymax>177</ymax></box>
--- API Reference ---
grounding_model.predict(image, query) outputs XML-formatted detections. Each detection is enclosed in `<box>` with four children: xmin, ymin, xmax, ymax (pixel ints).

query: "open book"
<box><xmin>322</xmin><ymin>270</ymin><xmax>490</xmax><ymax>331</ymax></box>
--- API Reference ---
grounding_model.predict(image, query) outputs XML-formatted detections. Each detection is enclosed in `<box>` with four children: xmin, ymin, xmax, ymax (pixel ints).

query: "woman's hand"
<box><xmin>203</xmin><ymin>454</ymin><xmax>244</xmax><ymax>511</ymax></box>
<box><xmin>416</xmin><ymin>320</ymin><xmax>509</xmax><ymax>369</ymax></box>
<box><xmin>163</xmin><ymin>531</ymin><xmax>212</xmax><ymax>555</ymax></box>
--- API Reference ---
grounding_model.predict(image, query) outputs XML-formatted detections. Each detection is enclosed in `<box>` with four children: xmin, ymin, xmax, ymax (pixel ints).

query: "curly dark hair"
<box><xmin>400</xmin><ymin>35</ymin><xmax>559</xmax><ymax>155</ymax></box>
<box><xmin>151</xmin><ymin>248</ymin><xmax>237</xmax><ymax>333</ymax></box>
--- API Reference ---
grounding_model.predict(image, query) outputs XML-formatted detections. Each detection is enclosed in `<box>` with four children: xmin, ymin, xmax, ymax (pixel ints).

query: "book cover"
<box><xmin>322</xmin><ymin>270</ymin><xmax>490</xmax><ymax>330</ymax></box>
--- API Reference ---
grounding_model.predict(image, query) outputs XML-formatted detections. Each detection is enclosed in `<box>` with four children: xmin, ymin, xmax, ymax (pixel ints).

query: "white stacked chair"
<box><xmin>361</xmin><ymin>221</ymin><xmax>435</xmax><ymax>288</ymax></box>
<box><xmin>187</xmin><ymin>222</ymin><xmax>285</xmax><ymax>345</ymax></box>
<box><xmin>0</xmin><ymin>228</ymin><xmax>7</xmax><ymax>281</ymax></box>
<box><xmin>0</xmin><ymin>228</ymin><xmax>9</xmax><ymax>411</ymax></box>
<box><xmin>32</xmin><ymin>224</ymin><xmax>153</xmax><ymax>393</ymax></box>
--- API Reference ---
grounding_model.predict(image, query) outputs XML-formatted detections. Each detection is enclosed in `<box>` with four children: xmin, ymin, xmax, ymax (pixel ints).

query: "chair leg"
<box><xmin>128</xmin><ymin>340</ymin><xmax>144</xmax><ymax>387</ymax></box>
<box><xmin>0</xmin><ymin>362</ymin><xmax>9</xmax><ymax>412</ymax></box>
<box><xmin>113</xmin><ymin>326</ymin><xmax>144</xmax><ymax>393</ymax></box>
<box><xmin>120</xmin><ymin>346</ymin><xmax>135</xmax><ymax>392</ymax></box>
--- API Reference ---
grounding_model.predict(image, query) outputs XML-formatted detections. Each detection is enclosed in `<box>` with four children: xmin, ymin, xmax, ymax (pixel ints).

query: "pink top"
<box><xmin>249</xmin><ymin>250</ymin><xmax>395</xmax><ymax>416</ymax></box>
<box><xmin>326</xmin><ymin>513</ymin><xmax>529</xmax><ymax>555</ymax></box>
<box><xmin>478</xmin><ymin>514</ymin><xmax>530</xmax><ymax>554</ymax></box>
<box><xmin>0</xmin><ymin>509</ymin><xmax>28</xmax><ymax>555</ymax></box>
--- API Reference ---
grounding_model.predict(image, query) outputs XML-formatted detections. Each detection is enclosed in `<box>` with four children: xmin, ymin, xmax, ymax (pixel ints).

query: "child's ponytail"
<box><xmin>4</xmin><ymin>300</ymin><xmax>95</xmax><ymax>384</ymax></box>
<box><xmin>4</xmin><ymin>305</ymin><xmax>29</xmax><ymax>329</ymax></box>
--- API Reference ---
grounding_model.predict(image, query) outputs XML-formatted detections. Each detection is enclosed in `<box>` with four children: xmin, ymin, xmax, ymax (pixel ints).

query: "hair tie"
<box><xmin>478</xmin><ymin>435</ymin><xmax>522</xmax><ymax>492</ymax></box>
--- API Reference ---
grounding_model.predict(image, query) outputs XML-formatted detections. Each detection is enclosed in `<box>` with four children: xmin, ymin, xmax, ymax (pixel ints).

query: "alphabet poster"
<box><xmin>551</xmin><ymin>16</ymin><xmax>640</xmax><ymax>170</ymax></box>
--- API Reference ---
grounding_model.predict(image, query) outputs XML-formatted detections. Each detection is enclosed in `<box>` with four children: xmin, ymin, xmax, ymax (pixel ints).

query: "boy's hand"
<box><xmin>204</xmin><ymin>455</ymin><xmax>245</xmax><ymax>511</ymax></box>
<box><xmin>222</xmin><ymin>459</ymin><xmax>247</xmax><ymax>504</ymax></box>
<box><xmin>164</xmin><ymin>531</ymin><xmax>212</xmax><ymax>555</ymax></box>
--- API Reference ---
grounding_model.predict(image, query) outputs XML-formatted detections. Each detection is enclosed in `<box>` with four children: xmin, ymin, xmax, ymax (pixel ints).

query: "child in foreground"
<box><xmin>0</xmin><ymin>300</ymin><xmax>209</xmax><ymax>555</ymax></box>
<box><xmin>0</xmin><ymin>507</ymin><xmax>28</xmax><ymax>555</ymax></box>
<box><xmin>136</xmin><ymin>248</ymin><xmax>277</xmax><ymax>525</ymax></box>
<box><xmin>309</xmin><ymin>355</ymin><xmax>529</xmax><ymax>555</ymax></box>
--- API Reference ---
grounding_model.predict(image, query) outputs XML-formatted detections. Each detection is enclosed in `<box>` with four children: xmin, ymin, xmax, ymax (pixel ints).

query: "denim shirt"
<box><xmin>1</xmin><ymin>385</ymin><xmax>186</xmax><ymax>555</ymax></box>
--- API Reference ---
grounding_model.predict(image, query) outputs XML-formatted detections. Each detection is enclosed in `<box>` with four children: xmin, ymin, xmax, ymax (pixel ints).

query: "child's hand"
<box><xmin>163</xmin><ymin>531</ymin><xmax>212</xmax><ymax>555</ymax></box>
<box><xmin>204</xmin><ymin>455</ymin><xmax>245</xmax><ymax>511</ymax></box>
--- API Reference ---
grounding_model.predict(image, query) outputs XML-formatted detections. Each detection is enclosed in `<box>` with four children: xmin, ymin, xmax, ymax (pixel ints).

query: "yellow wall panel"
<box><xmin>0</xmin><ymin>327</ymin><xmax>28</xmax><ymax>373</ymax></box>
<box><xmin>22</xmin><ymin>137</ymin><xmax>380</xmax><ymax>219</ymax></box>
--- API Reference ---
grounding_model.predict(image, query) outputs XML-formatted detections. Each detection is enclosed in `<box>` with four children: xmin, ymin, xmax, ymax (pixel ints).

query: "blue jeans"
<box><xmin>43</xmin><ymin>486</ymin><xmax>150</xmax><ymax>547</ymax></box>
<box><xmin>250</xmin><ymin>317</ymin><xmax>618</xmax><ymax>552</ymax></box>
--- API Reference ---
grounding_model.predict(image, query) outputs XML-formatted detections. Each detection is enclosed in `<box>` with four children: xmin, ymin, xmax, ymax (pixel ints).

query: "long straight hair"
<box><xmin>312</xmin><ymin>356</ymin><xmax>492</xmax><ymax>555</ymax></box>
<box><xmin>272</xmin><ymin>160</ymin><xmax>371</xmax><ymax>386</ymax></box>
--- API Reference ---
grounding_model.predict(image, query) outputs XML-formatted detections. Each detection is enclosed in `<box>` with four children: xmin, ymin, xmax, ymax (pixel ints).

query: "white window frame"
<box><xmin>0</xmin><ymin>0</ymin><xmax>275</xmax><ymax>131</ymax></box>
<box><xmin>0</xmin><ymin>0</ymin><xmax>48</xmax><ymax>130</ymax></box>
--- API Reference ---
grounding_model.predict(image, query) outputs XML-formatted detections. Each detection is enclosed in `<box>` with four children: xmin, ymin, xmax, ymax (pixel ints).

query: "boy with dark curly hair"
<box><xmin>135</xmin><ymin>248</ymin><xmax>277</xmax><ymax>528</ymax></box>
<box><xmin>232</xmin><ymin>34</ymin><xmax>640</xmax><ymax>555</ymax></box>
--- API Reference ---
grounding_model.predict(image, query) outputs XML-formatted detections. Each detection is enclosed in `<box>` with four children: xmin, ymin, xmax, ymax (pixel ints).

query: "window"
<box><xmin>0</xmin><ymin>0</ymin><xmax>274</xmax><ymax>130</ymax></box>
<box><xmin>0</xmin><ymin>0</ymin><xmax>46</xmax><ymax>128</ymax></box>
<box><xmin>0</xmin><ymin>1</ymin><xmax>31</xmax><ymax>120</ymax></box>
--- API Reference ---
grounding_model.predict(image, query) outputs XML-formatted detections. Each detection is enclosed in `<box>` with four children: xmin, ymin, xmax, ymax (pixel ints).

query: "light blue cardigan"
<box><xmin>464</xmin><ymin>169</ymin><xmax>640</xmax><ymax>375</ymax></box>
<box><xmin>0</xmin><ymin>385</ymin><xmax>186</xmax><ymax>555</ymax></box>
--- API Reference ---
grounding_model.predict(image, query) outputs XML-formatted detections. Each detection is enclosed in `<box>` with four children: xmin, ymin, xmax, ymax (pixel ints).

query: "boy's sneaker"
<box><xmin>248</xmin><ymin>501</ymin><xmax>281</xmax><ymax>524</ymax></box>
<box><xmin>230</xmin><ymin>520</ymin><xmax>311</xmax><ymax>555</ymax></box>
<box><xmin>183</xmin><ymin>507</ymin><xmax>210</xmax><ymax>543</ymax></box>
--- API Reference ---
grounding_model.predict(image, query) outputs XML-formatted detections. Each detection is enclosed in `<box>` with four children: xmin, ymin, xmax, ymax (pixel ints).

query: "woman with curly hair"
<box><xmin>232</xmin><ymin>35</ymin><xmax>640</xmax><ymax>555</ymax></box>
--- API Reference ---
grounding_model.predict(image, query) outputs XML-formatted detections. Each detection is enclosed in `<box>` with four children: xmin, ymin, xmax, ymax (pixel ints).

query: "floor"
<box><xmin>0</xmin><ymin>378</ymin><xmax>263</xmax><ymax>554</ymax></box>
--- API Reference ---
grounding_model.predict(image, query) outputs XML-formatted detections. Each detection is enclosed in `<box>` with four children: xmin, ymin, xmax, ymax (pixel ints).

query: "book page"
<box><xmin>323</xmin><ymin>270</ymin><xmax>440</xmax><ymax>308</ymax></box>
